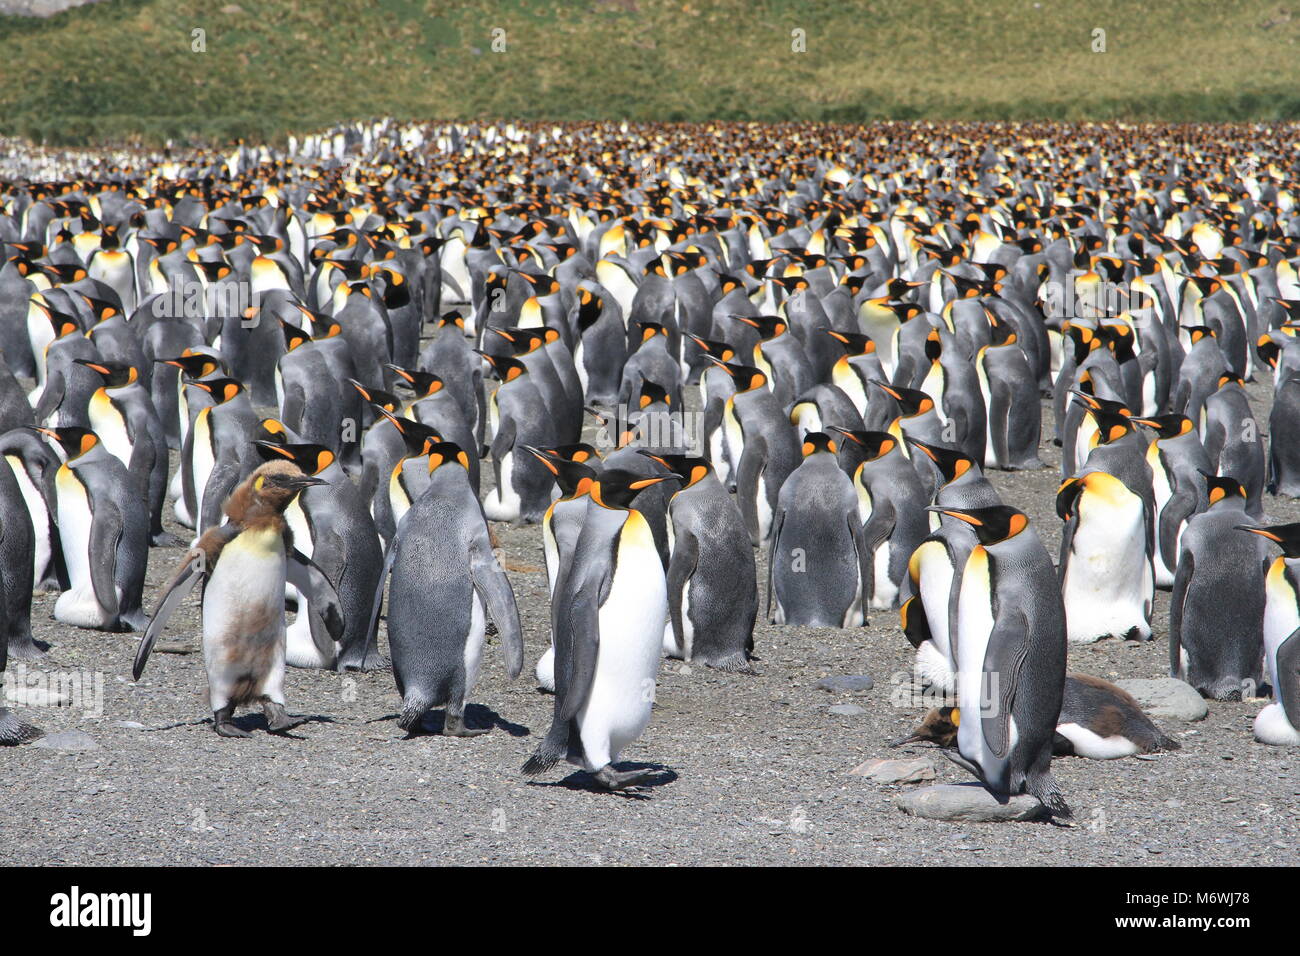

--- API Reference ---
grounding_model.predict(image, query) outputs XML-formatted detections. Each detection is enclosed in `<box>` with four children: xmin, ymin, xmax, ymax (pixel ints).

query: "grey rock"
<box><xmin>1114</xmin><ymin>678</ymin><xmax>1208</xmax><ymax>721</ymax></box>
<box><xmin>33</xmin><ymin>730</ymin><xmax>98</xmax><ymax>752</ymax></box>
<box><xmin>828</xmin><ymin>703</ymin><xmax>867</xmax><ymax>716</ymax></box>
<box><xmin>815</xmin><ymin>674</ymin><xmax>873</xmax><ymax>693</ymax></box>
<box><xmin>897</xmin><ymin>784</ymin><xmax>1050</xmax><ymax>822</ymax></box>
<box><xmin>851</xmin><ymin>757</ymin><xmax>936</xmax><ymax>784</ymax></box>
<box><xmin>114</xmin><ymin>721</ymin><xmax>146</xmax><ymax>730</ymax></box>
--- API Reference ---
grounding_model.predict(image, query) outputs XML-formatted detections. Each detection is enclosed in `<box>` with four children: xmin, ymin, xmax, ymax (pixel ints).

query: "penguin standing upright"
<box><xmin>1169</xmin><ymin>475</ymin><xmax>1265</xmax><ymax>700</ymax></box>
<box><xmin>767</xmin><ymin>433</ymin><xmax>869</xmax><ymax>627</ymax></box>
<box><xmin>36</xmin><ymin>426</ymin><xmax>148</xmax><ymax>632</ymax></box>
<box><xmin>1131</xmin><ymin>413</ymin><xmax>1211</xmax><ymax>589</ymax></box>
<box><xmin>372</xmin><ymin>441</ymin><xmax>523</xmax><ymax>735</ymax></box>
<box><xmin>522</xmin><ymin>469</ymin><xmax>677</xmax><ymax>790</ymax></box>
<box><xmin>0</xmin><ymin>454</ymin><xmax>39</xmax><ymax>661</ymax></box>
<box><xmin>639</xmin><ymin>452</ymin><xmax>757</xmax><ymax>672</ymax></box>
<box><xmin>0</xmin><ymin>548</ymin><xmax>41</xmax><ymax>742</ymax></box>
<box><xmin>1235</xmin><ymin>523</ymin><xmax>1300</xmax><ymax>746</ymax></box>
<box><xmin>526</xmin><ymin>445</ymin><xmax>597</xmax><ymax>693</ymax></box>
<box><xmin>938</xmin><ymin>505</ymin><xmax>1070</xmax><ymax>816</ymax></box>
<box><xmin>133</xmin><ymin>461</ymin><xmax>344</xmax><ymax>736</ymax></box>
<box><xmin>480</xmin><ymin>354</ymin><xmax>559</xmax><ymax>523</ymax></box>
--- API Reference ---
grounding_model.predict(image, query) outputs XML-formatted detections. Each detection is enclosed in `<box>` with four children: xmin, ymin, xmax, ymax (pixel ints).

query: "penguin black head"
<box><xmin>729</xmin><ymin>313</ymin><xmax>786</xmax><ymax>339</ymax></box>
<box><xmin>1090</xmin><ymin>408</ymin><xmax>1135</xmax><ymax>445</ymax></box>
<box><xmin>280</xmin><ymin>320</ymin><xmax>310</xmax><ymax>352</ymax></box>
<box><xmin>686</xmin><ymin>334</ymin><xmax>736</xmax><ymax>364</ymax></box>
<box><xmin>800</xmin><ymin>431</ymin><xmax>838</xmax><ymax>457</ymax></box>
<box><xmin>869</xmin><ymin>380</ymin><xmax>934</xmax><ymax>417</ymax></box>
<box><xmin>636</xmin><ymin>450</ymin><xmax>713</xmax><ymax>488</ymax></box>
<box><xmin>828</xmin><ymin>427</ymin><xmax>898</xmax><ymax>461</ymax></box>
<box><xmin>387</xmin><ymin>364</ymin><xmax>444</xmax><ymax>397</ymax></box>
<box><xmin>708</xmin><ymin>360</ymin><xmax>766</xmax><ymax>393</ymax></box>
<box><xmin>589</xmin><ymin>468</ymin><xmax>679</xmax><ymax>510</ymax></box>
<box><xmin>637</xmin><ymin>381</ymin><xmax>671</xmax><ymax>409</ymax></box>
<box><xmin>186</xmin><ymin>377</ymin><xmax>244</xmax><ymax>404</ymax></box>
<box><xmin>824</xmin><ymin>328</ymin><xmax>876</xmax><ymax>357</ymax></box>
<box><xmin>1185</xmin><ymin>325</ymin><xmax>1216</xmax><ymax>344</ymax></box>
<box><xmin>377</xmin><ymin>409</ymin><xmax>443</xmax><ymax>454</ymax></box>
<box><xmin>489</xmin><ymin>327</ymin><xmax>545</xmax><ymax>355</ymax></box>
<box><xmin>253</xmin><ymin>439</ymin><xmax>337</xmax><ymax>476</ymax></box>
<box><xmin>905</xmin><ymin>437</ymin><xmax>976</xmax><ymax>484</ymax></box>
<box><xmin>1129</xmin><ymin>413</ymin><xmax>1195</xmax><ymax>439</ymax></box>
<box><xmin>349</xmin><ymin>379</ymin><xmax>401</xmax><ymax>413</ymax></box>
<box><xmin>30</xmin><ymin>425</ymin><xmax>100</xmax><ymax>461</ymax></box>
<box><xmin>425</xmin><ymin>440</ymin><xmax>472</xmax><ymax>474</ymax></box>
<box><xmin>254</xmin><ymin>418</ymin><xmax>288</xmax><ymax>444</ymax></box>
<box><xmin>73</xmin><ymin>358</ymin><xmax>137</xmax><ymax>388</ymax></box>
<box><xmin>1068</xmin><ymin>388</ymin><xmax>1132</xmax><ymax>418</ymax></box>
<box><xmin>889</xmin><ymin>706</ymin><xmax>959</xmax><ymax>748</ymax></box>
<box><xmin>158</xmin><ymin>352</ymin><xmax>224</xmax><ymax>380</ymax></box>
<box><xmin>525</xmin><ymin>445</ymin><xmax>597</xmax><ymax>497</ymax></box>
<box><xmin>1236</xmin><ymin>523</ymin><xmax>1300</xmax><ymax>558</ymax></box>
<box><xmin>1200</xmin><ymin>470</ymin><xmax>1246</xmax><ymax>506</ymax></box>
<box><xmin>635</xmin><ymin>321</ymin><xmax>668</xmax><ymax>344</ymax></box>
<box><xmin>476</xmin><ymin>351</ymin><xmax>529</xmax><ymax>383</ymax></box>
<box><xmin>928</xmin><ymin>505</ymin><xmax>1030</xmax><ymax>544</ymax></box>
<box><xmin>34</xmin><ymin>301</ymin><xmax>81</xmax><ymax>339</ymax></box>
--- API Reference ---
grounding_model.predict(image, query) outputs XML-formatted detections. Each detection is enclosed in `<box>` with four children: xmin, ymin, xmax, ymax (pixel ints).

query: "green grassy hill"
<box><xmin>3</xmin><ymin>0</ymin><xmax>1300</xmax><ymax>144</ymax></box>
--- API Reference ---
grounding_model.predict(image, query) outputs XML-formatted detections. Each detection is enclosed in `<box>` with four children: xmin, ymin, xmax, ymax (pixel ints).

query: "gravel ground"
<box><xmin>2</xmin><ymin>377</ymin><xmax>1298</xmax><ymax>867</ymax></box>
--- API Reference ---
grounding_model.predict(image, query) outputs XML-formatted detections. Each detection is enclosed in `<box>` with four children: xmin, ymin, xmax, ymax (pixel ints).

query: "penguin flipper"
<box><xmin>1275</xmin><ymin>628</ymin><xmax>1300</xmax><ymax>732</ymax></box>
<box><xmin>666</xmin><ymin>530</ymin><xmax>699</xmax><ymax>652</ymax></box>
<box><xmin>736</xmin><ymin>437</ymin><xmax>769</xmax><ymax>544</ymax></box>
<box><xmin>849</xmin><ymin>510</ymin><xmax>872</xmax><ymax>621</ymax></box>
<box><xmin>133</xmin><ymin>552</ymin><xmax>206</xmax><ymax>680</ymax></box>
<box><xmin>287</xmin><ymin>548</ymin><xmax>345</xmax><ymax>644</ymax></box>
<box><xmin>469</xmin><ymin>534</ymin><xmax>524</xmax><ymax>679</ymax></box>
<box><xmin>1159</xmin><ymin>486</ymin><xmax>1196</xmax><ymax>572</ymax></box>
<box><xmin>489</xmin><ymin>415</ymin><xmax>517</xmax><ymax>499</ymax></box>
<box><xmin>763</xmin><ymin>509</ymin><xmax>782</xmax><ymax>623</ymax></box>
<box><xmin>986</xmin><ymin>378</ymin><xmax>1011</xmax><ymax>469</ymax></box>
<box><xmin>363</xmin><ymin>538</ymin><xmax>401</xmax><ymax>647</ymax></box>
<box><xmin>280</xmin><ymin>383</ymin><xmax>306</xmax><ymax>434</ymax></box>
<box><xmin>556</xmin><ymin>589</ymin><xmax>602</xmax><ymax>726</ymax></box>
<box><xmin>31</xmin><ymin>373</ymin><xmax>65</xmax><ymax>426</ymax></box>
<box><xmin>1168</xmin><ymin>549</ymin><xmax>1192</xmax><ymax>678</ymax></box>
<box><xmin>981</xmin><ymin>605</ymin><xmax>1033</xmax><ymax>762</ymax></box>
<box><xmin>88</xmin><ymin>502</ymin><xmax>124</xmax><ymax>620</ymax></box>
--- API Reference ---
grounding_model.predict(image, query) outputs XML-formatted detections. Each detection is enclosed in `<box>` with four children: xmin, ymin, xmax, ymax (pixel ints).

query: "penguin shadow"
<box><xmin>375</xmin><ymin>704</ymin><xmax>531</xmax><ymax>738</ymax></box>
<box><xmin>530</xmin><ymin>762</ymin><xmax>678</xmax><ymax>799</ymax></box>
<box><xmin>216</xmin><ymin>713</ymin><xmax>337</xmax><ymax>740</ymax></box>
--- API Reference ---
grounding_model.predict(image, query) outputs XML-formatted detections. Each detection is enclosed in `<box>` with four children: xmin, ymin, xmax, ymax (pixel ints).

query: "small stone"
<box><xmin>114</xmin><ymin>721</ymin><xmax>146</xmax><ymax>730</ymax></box>
<box><xmin>814</xmin><ymin>674</ymin><xmax>873</xmax><ymax>693</ymax></box>
<box><xmin>156</xmin><ymin>642</ymin><xmax>194</xmax><ymax>655</ymax></box>
<box><xmin>850</xmin><ymin>757</ymin><xmax>936</xmax><ymax>784</ymax></box>
<box><xmin>33</xmin><ymin>730</ymin><xmax>98</xmax><ymax>752</ymax></box>
<box><xmin>828</xmin><ymin>703</ymin><xmax>866</xmax><ymax>717</ymax></box>
<box><xmin>897</xmin><ymin>783</ymin><xmax>1050</xmax><ymax>822</ymax></box>
<box><xmin>1113</xmin><ymin>678</ymin><xmax>1208</xmax><ymax>721</ymax></box>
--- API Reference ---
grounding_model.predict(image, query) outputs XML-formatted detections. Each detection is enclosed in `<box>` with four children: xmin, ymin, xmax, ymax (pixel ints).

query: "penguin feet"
<box><xmin>263</xmin><ymin>701</ymin><xmax>306</xmax><ymax>734</ymax></box>
<box><xmin>212</xmin><ymin>706</ymin><xmax>252</xmax><ymax>738</ymax></box>
<box><xmin>442</xmin><ymin>713</ymin><xmax>491</xmax><ymax>737</ymax></box>
<box><xmin>592</xmin><ymin>765</ymin><xmax>654</xmax><ymax>791</ymax></box>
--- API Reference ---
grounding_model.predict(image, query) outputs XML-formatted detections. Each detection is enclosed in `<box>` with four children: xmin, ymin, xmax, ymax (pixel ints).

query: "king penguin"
<box><xmin>935</xmin><ymin>504</ymin><xmax>1070</xmax><ymax>816</ymax></box>
<box><xmin>522</xmin><ymin>468</ymin><xmax>677</xmax><ymax>790</ymax></box>
<box><xmin>1235</xmin><ymin>523</ymin><xmax>1300</xmax><ymax>745</ymax></box>
<box><xmin>132</xmin><ymin>460</ymin><xmax>344</xmax><ymax>736</ymax></box>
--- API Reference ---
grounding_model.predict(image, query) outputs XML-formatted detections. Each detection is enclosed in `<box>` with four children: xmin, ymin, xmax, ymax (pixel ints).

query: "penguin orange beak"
<box><xmin>1235</xmin><ymin>526</ymin><xmax>1283</xmax><ymax>542</ymax></box>
<box><xmin>926</xmin><ymin>505</ymin><xmax>981</xmax><ymax>526</ymax></box>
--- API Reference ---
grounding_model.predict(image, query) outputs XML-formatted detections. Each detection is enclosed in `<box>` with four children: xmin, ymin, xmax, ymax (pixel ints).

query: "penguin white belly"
<box><xmin>791</xmin><ymin>403</ymin><xmax>822</xmax><ymax>441</ymax></box>
<box><xmin>88</xmin><ymin>394</ymin><xmax>132</xmax><ymax>466</ymax></box>
<box><xmin>955</xmin><ymin>548</ymin><xmax>997</xmax><ymax>774</ymax></box>
<box><xmin>577</xmin><ymin>517</ymin><xmax>666</xmax><ymax>770</ymax></box>
<box><xmin>914</xmin><ymin>542</ymin><xmax>956</xmax><ymax>689</ymax></box>
<box><xmin>6</xmin><ymin>456</ymin><xmax>51</xmax><ymax>583</ymax></box>
<box><xmin>975</xmin><ymin>359</ymin><xmax>996</xmax><ymax>466</ymax></box>
<box><xmin>723</xmin><ymin>407</ymin><xmax>744</xmax><ymax>476</ymax></box>
<box><xmin>754</xmin><ymin>473</ymin><xmax>773</xmax><ymax>541</ymax></box>
<box><xmin>53</xmin><ymin>469</ymin><xmax>116</xmax><ymax>628</ymax></box>
<box><xmin>1063</xmin><ymin>489</ymin><xmax>1151</xmax><ymax>643</ymax></box>
<box><xmin>462</xmin><ymin>592</ymin><xmax>487</xmax><ymax>700</ymax></box>
<box><xmin>1056</xmin><ymin>722</ymin><xmax>1140</xmax><ymax>760</ymax></box>
<box><xmin>203</xmin><ymin>529</ymin><xmax>288</xmax><ymax>709</ymax></box>
<box><xmin>574</xmin><ymin>341</ymin><xmax>590</xmax><ymax>395</ymax></box>
<box><xmin>1253</xmin><ymin>703</ymin><xmax>1300</xmax><ymax>746</ymax></box>
<box><xmin>870</xmin><ymin>541</ymin><xmax>899</xmax><ymax>610</ymax></box>
<box><xmin>535</xmin><ymin>645</ymin><xmax>556</xmax><ymax>692</ymax></box>
<box><xmin>483</xmin><ymin>450</ymin><xmax>521</xmax><ymax>521</ymax></box>
<box><xmin>663</xmin><ymin>576</ymin><xmax>692</xmax><ymax>658</ymax></box>
<box><xmin>708</xmin><ymin>426</ymin><xmax>730</xmax><ymax>485</ymax></box>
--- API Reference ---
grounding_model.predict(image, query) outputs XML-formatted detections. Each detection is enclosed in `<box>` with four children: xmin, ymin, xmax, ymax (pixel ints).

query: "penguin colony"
<box><xmin>1</xmin><ymin>119</ymin><xmax>1299</xmax><ymax>813</ymax></box>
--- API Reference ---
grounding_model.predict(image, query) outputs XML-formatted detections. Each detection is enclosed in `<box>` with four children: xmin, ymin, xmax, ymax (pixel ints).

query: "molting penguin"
<box><xmin>133</xmin><ymin>460</ymin><xmax>343</xmax><ymax>736</ymax></box>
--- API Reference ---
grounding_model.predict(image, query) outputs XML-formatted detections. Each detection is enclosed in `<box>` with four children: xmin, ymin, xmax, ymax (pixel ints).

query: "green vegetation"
<box><xmin>3</xmin><ymin>0</ymin><xmax>1300</xmax><ymax>144</ymax></box>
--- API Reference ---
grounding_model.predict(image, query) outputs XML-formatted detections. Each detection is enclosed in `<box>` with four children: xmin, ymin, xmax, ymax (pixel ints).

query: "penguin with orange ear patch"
<box><xmin>1170</xmin><ymin>474</ymin><xmax>1266</xmax><ymax>701</ymax></box>
<box><xmin>480</xmin><ymin>352</ymin><xmax>559</xmax><ymax>524</ymax></box>
<box><xmin>132</xmin><ymin>460</ymin><xmax>343</xmax><ymax>737</ymax></box>
<box><xmin>371</xmin><ymin>440</ymin><xmax>523</xmax><ymax>736</ymax></box>
<box><xmin>33</xmin><ymin>425</ymin><xmax>149</xmax><ymax>632</ymax></box>
<box><xmin>1201</xmin><ymin>373</ymin><xmax>1265</xmax><ymax>518</ymax></box>
<box><xmin>934</xmin><ymin>504</ymin><xmax>1070</xmax><ymax>817</ymax></box>
<box><xmin>638</xmin><ymin>451</ymin><xmax>757</xmax><ymax>672</ymax></box>
<box><xmin>767</xmin><ymin>433</ymin><xmax>870</xmax><ymax>627</ymax></box>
